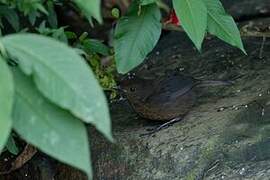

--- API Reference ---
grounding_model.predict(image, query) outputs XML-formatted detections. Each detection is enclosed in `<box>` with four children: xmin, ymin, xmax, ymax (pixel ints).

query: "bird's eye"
<box><xmin>130</xmin><ymin>87</ymin><xmax>136</xmax><ymax>92</ymax></box>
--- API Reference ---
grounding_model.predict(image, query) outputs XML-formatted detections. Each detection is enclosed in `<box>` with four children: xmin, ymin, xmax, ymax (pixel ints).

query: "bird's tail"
<box><xmin>197</xmin><ymin>80</ymin><xmax>233</xmax><ymax>87</ymax></box>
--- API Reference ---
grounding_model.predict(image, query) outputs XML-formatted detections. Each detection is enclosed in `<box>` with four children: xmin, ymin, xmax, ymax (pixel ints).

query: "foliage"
<box><xmin>36</xmin><ymin>21</ymin><xmax>68</xmax><ymax>43</ymax></box>
<box><xmin>114</xmin><ymin>0</ymin><xmax>245</xmax><ymax>73</ymax></box>
<box><xmin>202</xmin><ymin>0</ymin><xmax>246</xmax><ymax>53</ymax></box>
<box><xmin>74</xmin><ymin>32</ymin><xmax>117</xmax><ymax>97</ymax></box>
<box><xmin>74</xmin><ymin>0</ymin><xmax>102</xmax><ymax>23</ymax></box>
<box><xmin>12</xmin><ymin>68</ymin><xmax>92</xmax><ymax>177</ymax></box>
<box><xmin>114</xmin><ymin>1</ymin><xmax>162</xmax><ymax>73</ymax></box>
<box><xmin>5</xmin><ymin>135</ymin><xmax>19</xmax><ymax>155</ymax></box>
<box><xmin>173</xmin><ymin>0</ymin><xmax>207</xmax><ymax>50</ymax></box>
<box><xmin>88</xmin><ymin>55</ymin><xmax>117</xmax><ymax>99</ymax></box>
<box><xmin>0</xmin><ymin>55</ymin><xmax>13</xmax><ymax>152</ymax></box>
<box><xmin>0</xmin><ymin>0</ymin><xmax>245</xmax><ymax>179</ymax></box>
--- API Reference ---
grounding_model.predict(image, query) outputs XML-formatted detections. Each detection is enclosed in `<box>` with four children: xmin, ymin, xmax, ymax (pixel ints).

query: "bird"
<box><xmin>119</xmin><ymin>72</ymin><xmax>232</xmax><ymax>135</ymax></box>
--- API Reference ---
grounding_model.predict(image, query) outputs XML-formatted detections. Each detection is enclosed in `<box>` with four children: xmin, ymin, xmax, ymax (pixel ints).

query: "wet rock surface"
<box><xmin>89</xmin><ymin>26</ymin><xmax>270</xmax><ymax>179</ymax></box>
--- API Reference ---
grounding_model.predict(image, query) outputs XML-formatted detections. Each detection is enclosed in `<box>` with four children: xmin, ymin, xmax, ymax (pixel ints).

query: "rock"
<box><xmin>163</xmin><ymin>0</ymin><xmax>270</xmax><ymax>20</ymax></box>
<box><xmin>222</xmin><ymin>0</ymin><xmax>270</xmax><ymax>20</ymax></box>
<box><xmin>90</xmin><ymin>26</ymin><xmax>270</xmax><ymax>179</ymax></box>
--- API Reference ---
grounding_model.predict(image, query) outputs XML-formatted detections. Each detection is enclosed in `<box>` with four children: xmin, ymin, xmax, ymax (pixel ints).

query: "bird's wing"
<box><xmin>142</xmin><ymin>75</ymin><xmax>196</xmax><ymax>102</ymax></box>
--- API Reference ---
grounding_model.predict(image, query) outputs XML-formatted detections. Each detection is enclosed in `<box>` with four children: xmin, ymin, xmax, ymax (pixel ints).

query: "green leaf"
<box><xmin>35</xmin><ymin>3</ymin><xmax>48</xmax><ymax>15</ymax></box>
<box><xmin>73</xmin><ymin>0</ymin><xmax>102</xmax><ymax>24</ymax></box>
<box><xmin>12</xmin><ymin>69</ymin><xmax>92</xmax><ymax>178</ymax></box>
<box><xmin>173</xmin><ymin>0</ymin><xmax>207</xmax><ymax>50</ymax></box>
<box><xmin>140</xmin><ymin>0</ymin><xmax>156</xmax><ymax>5</ymax></box>
<box><xmin>5</xmin><ymin>135</ymin><xmax>19</xmax><ymax>155</ymax></box>
<box><xmin>203</xmin><ymin>0</ymin><xmax>246</xmax><ymax>54</ymax></box>
<box><xmin>0</xmin><ymin>56</ymin><xmax>13</xmax><ymax>152</ymax></box>
<box><xmin>28</xmin><ymin>11</ymin><xmax>37</xmax><ymax>25</ymax></box>
<box><xmin>47</xmin><ymin>1</ymin><xmax>58</xmax><ymax>28</ymax></box>
<box><xmin>82</xmin><ymin>39</ymin><xmax>110</xmax><ymax>56</ymax></box>
<box><xmin>1</xmin><ymin>34</ymin><xmax>112</xmax><ymax>141</ymax></box>
<box><xmin>114</xmin><ymin>3</ymin><xmax>162</xmax><ymax>74</ymax></box>
<box><xmin>0</xmin><ymin>6</ymin><xmax>20</xmax><ymax>31</ymax></box>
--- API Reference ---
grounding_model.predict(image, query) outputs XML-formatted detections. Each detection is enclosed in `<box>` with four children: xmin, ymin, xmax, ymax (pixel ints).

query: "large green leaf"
<box><xmin>1</xmin><ymin>34</ymin><xmax>112</xmax><ymax>141</ymax></box>
<box><xmin>73</xmin><ymin>0</ymin><xmax>102</xmax><ymax>24</ymax></box>
<box><xmin>12</xmin><ymin>69</ymin><xmax>92</xmax><ymax>178</ymax></box>
<box><xmin>203</xmin><ymin>0</ymin><xmax>246</xmax><ymax>54</ymax></box>
<box><xmin>114</xmin><ymin>3</ymin><xmax>162</xmax><ymax>74</ymax></box>
<box><xmin>0</xmin><ymin>56</ymin><xmax>13</xmax><ymax>152</ymax></box>
<box><xmin>173</xmin><ymin>0</ymin><xmax>207</xmax><ymax>50</ymax></box>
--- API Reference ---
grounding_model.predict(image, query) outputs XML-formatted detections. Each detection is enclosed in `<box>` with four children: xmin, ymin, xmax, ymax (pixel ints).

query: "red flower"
<box><xmin>164</xmin><ymin>10</ymin><xmax>180</xmax><ymax>26</ymax></box>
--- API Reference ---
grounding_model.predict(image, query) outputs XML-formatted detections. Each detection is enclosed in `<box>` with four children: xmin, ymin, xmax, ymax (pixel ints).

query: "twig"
<box><xmin>259</xmin><ymin>36</ymin><xmax>266</xmax><ymax>58</ymax></box>
<box><xmin>241</xmin><ymin>31</ymin><xmax>270</xmax><ymax>38</ymax></box>
<box><xmin>162</xmin><ymin>23</ymin><xmax>270</xmax><ymax>38</ymax></box>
